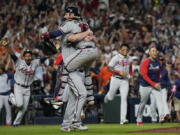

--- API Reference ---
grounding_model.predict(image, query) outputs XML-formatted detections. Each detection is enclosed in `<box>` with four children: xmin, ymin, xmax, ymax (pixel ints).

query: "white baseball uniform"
<box><xmin>0</xmin><ymin>73</ymin><xmax>12</xmax><ymax>125</ymax></box>
<box><xmin>104</xmin><ymin>53</ymin><xmax>131</xmax><ymax>123</ymax></box>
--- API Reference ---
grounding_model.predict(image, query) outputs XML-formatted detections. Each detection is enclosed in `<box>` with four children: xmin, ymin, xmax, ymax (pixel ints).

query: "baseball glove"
<box><xmin>40</xmin><ymin>39</ymin><xmax>57</xmax><ymax>56</ymax></box>
<box><xmin>0</xmin><ymin>38</ymin><xmax>9</xmax><ymax>46</ymax></box>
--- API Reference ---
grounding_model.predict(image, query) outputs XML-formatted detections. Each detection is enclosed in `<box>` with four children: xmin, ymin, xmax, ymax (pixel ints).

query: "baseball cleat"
<box><xmin>164</xmin><ymin>114</ymin><xmax>170</xmax><ymax>121</ymax></box>
<box><xmin>160</xmin><ymin>114</ymin><xmax>170</xmax><ymax>123</ymax></box>
<box><xmin>8</xmin><ymin>93</ymin><xmax>16</xmax><ymax>106</ymax></box>
<box><xmin>72</xmin><ymin>124</ymin><xmax>88</xmax><ymax>131</ymax></box>
<box><xmin>60</xmin><ymin>127</ymin><xmax>72</xmax><ymax>132</ymax></box>
<box><xmin>44</xmin><ymin>98</ymin><xmax>63</xmax><ymax>109</ymax></box>
<box><xmin>137</xmin><ymin>122</ymin><xmax>143</xmax><ymax>126</ymax></box>
<box><xmin>51</xmin><ymin>101</ymin><xmax>63</xmax><ymax>109</ymax></box>
<box><xmin>120</xmin><ymin>119</ymin><xmax>128</xmax><ymax>125</ymax></box>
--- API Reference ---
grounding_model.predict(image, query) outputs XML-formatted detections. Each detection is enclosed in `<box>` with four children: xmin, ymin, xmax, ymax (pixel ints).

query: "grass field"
<box><xmin>0</xmin><ymin>123</ymin><xmax>180</xmax><ymax>135</ymax></box>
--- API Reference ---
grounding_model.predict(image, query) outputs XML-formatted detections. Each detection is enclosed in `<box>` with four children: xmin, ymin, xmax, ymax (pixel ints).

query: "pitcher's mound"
<box><xmin>134</xmin><ymin>126</ymin><xmax>180</xmax><ymax>133</ymax></box>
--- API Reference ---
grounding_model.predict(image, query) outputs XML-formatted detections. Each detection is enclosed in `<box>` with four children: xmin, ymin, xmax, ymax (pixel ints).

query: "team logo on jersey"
<box><xmin>19</xmin><ymin>68</ymin><xmax>34</xmax><ymax>75</ymax></box>
<box><xmin>118</xmin><ymin>61</ymin><xmax>130</xmax><ymax>66</ymax></box>
<box><xmin>149</xmin><ymin>64</ymin><xmax>160</xmax><ymax>70</ymax></box>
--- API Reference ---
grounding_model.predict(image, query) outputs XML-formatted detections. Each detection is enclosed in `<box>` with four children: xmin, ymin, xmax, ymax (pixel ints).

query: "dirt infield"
<box><xmin>134</xmin><ymin>126</ymin><xmax>180</xmax><ymax>133</ymax></box>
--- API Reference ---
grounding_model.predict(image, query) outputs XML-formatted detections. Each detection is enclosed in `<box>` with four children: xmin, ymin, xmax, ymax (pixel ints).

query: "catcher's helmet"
<box><xmin>40</xmin><ymin>39</ymin><xmax>57</xmax><ymax>56</ymax></box>
<box><xmin>65</xmin><ymin>6</ymin><xmax>80</xmax><ymax>17</ymax></box>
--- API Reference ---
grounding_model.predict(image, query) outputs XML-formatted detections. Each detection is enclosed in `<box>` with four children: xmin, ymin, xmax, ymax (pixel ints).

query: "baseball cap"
<box><xmin>23</xmin><ymin>49</ymin><xmax>33</xmax><ymax>56</ymax></box>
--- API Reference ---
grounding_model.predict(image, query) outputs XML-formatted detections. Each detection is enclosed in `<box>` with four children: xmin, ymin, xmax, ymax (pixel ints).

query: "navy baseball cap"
<box><xmin>23</xmin><ymin>49</ymin><xmax>33</xmax><ymax>56</ymax></box>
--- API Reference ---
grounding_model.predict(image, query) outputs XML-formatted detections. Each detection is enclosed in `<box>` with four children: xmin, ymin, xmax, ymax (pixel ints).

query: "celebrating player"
<box><xmin>7</xmin><ymin>45</ymin><xmax>47</xmax><ymax>127</ymax></box>
<box><xmin>150</xmin><ymin>61</ymin><xmax>171</xmax><ymax>122</ymax></box>
<box><xmin>41</xmin><ymin>6</ymin><xmax>98</xmax><ymax>132</ymax></box>
<box><xmin>104</xmin><ymin>44</ymin><xmax>131</xmax><ymax>124</ymax></box>
<box><xmin>136</xmin><ymin>46</ymin><xmax>164</xmax><ymax>126</ymax></box>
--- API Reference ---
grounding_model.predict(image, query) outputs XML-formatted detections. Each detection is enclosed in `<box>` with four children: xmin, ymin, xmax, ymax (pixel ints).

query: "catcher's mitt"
<box><xmin>40</xmin><ymin>39</ymin><xmax>57</xmax><ymax>56</ymax></box>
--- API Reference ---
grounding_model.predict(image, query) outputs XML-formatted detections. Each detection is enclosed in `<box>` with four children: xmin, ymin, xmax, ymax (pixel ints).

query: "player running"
<box><xmin>136</xmin><ymin>46</ymin><xmax>164</xmax><ymax>126</ymax></box>
<box><xmin>104</xmin><ymin>44</ymin><xmax>131</xmax><ymax>124</ymax></box>
<box><xmin>7</xmin><ymin>45</ymin><xmax>47</xmax><ymax>127</ymax></box>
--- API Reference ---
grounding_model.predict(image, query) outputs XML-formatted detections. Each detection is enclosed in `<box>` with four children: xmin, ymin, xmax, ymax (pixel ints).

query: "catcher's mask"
<box><xmin>40</xmin><ymin>39</ymin><xmax>57</xmax><ymax>56</ymax></box>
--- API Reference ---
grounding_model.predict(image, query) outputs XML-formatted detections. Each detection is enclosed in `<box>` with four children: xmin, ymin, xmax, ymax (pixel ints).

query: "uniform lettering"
<box><xmin>19</xmin><ymin>68</ymin><xmax>34</xmax><ymax>75</ymax></box>
<box><xmin>118</xmin><ymin>61</ymin><xmax>130</xmax><ymax>66</ymax></box>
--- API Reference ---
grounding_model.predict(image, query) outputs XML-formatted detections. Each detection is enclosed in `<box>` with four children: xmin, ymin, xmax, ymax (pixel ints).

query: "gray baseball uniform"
<box><xmin>104</xmin><ymin>53</ymin><xmax>131</xmax><ymax>123</ymax></box>
<box><xmin>12</xmin><ymin>56</ymin><xmax>41</xmax><ymax>125</ymax></box>
<box><xmin>0</xmin><ymin>73</ymin><xmax>12</xmax><ymax>125</ymax></box>
<box><xmin>57</xmin><ymin>20</ymin><xmax>98</xmax><ymax>128</ymax></box>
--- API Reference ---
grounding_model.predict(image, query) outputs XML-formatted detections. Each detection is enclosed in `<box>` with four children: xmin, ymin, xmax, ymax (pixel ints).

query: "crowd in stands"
<box><xmin>0</xmin><ymin>0</ymin><xmax>180</xmax><ymax>122</ymax></box>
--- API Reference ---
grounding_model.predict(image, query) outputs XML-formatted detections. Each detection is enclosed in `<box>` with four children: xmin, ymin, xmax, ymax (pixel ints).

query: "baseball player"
<box><xmin>0</xmin><ymin>63</ymin><xmax>13</xmax><ymax>126</ymax></box>
<box><xmin>41</xmin><ymin>7</ymin><xmax>95</xmax><ymax>103</ymax></box>
<box><xmin>7</xmin><ymin>46</ymin><xmax>47</xmax><ymax>127</ymax></box>
<box><xmin>41</xmin><ymin>6</ymin><xmax>98</xmax><ymax>132</ymax></box>
<box><xmin>150</xmin><ymin>62</ymin><xmax>171</xmax><ymax>122</ymax></box>
<box><xmin>104</xmin><ymin>44</ymin><xmax>131</xmax><ymax>124</ymax></box>
<box><xmin>136</xmin><ymin>46</ymin><xmax>164</xmax><ymax>126</ymax></box>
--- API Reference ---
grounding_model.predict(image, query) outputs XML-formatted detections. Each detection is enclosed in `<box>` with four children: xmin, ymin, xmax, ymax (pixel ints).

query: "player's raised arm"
<box><xmin>5</xmin><ymin>54</ymin><xmax>15</xmax><ymax>72</ymax></box>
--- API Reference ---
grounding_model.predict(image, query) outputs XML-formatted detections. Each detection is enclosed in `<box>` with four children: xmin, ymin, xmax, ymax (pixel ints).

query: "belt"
<box><xmin>77</xmin><ymin>46</ymin><xmax>95</xmax><ymax>49</ymax></box>
<box><xmin>16</xmin><ymin>83</ymin><xmax>30</xmax><ymax>88</ymax></box>
<box><xmin>113</xmin><ymin>75</ymin><xmax>124</xmax><ymax>79</ymax></box>
<box><xmin>0</xmin><ymin>90</ymin><xmax>11</xmax><ymax>95</ymax></box>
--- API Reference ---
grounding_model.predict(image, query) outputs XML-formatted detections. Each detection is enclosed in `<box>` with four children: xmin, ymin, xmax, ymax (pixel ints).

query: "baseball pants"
<box><xmin>150</xmin><ymin>88</ymin><xmax>170</xmax><ymax>122</ymax></box>
<box><xmin>13</xmin><ymin>84</ymin><xmax>30</xmax><ymax>125</ymax></box>
<box><xmin>61</xmin><ymin>71</ymin><xmax>87</xmax><ymax>128</ymax></box>
<box><xmin>136</xmin><ymin>85</ymin><xmax>163</xmax><ymax>122</ymax></box>
<box><xmin>64</xmin><ymin>47</ymin><xmax>98</xmax><ymax>72</ymax></box>
<box><xmin>0</xmin><ymin>94</ymin><xmax>12</xmax><ymax>125</ymax></box>
<box><xmin>105</xmin><ymin>77</ymin><xmax>129</xmax><ymax>123</ymax></box>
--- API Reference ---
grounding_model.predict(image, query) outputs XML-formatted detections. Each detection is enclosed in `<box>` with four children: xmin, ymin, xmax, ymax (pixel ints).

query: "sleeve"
<box><xmin>108</xmin><ymin>56</ymin><xmax>117</xmax><ymax>67</ymax></box>
<box><xmin>54</xmin><ymin>53</ymin><xmax>63</xmax><ymax>65</ymax></box>
<box><xmin>140</xmin><ymin>59</ymin><xmax>156</xmax><ymax>87</ymax></box>
<box><xmin>59</xmin><ymin>21</ymin><xmax>72</xmax><ymax>34</ymax></box>
<box><xmin>34</xmin><ymin>59</ymin><xmax>41</xmax><ymax>66</ymax></box>
<box><xmin>49</xmin><ymin>30</ymin><xmax>64</xmax><ymax>38</ymax></box>
<box><xmin>64</xmin><ymin>33</ymin><xmax>74</xmax><ymax>44</ymax></box>
<box><xmin>108</xmin><ymin>56</ymin><xmax>118</xmax><ymax>73</ymax></box>
<box><xmin>11</xmin><ymin>54</ymin><xmax>18</xmax><ymax>63</ymax></box>
<box><xmin>40</xmin><ymin>57</ymin><xmax>47</xmax><ymax>64</ymax></box>
<box><xmin>7</xmin><ymin>73</ymin><xmax>14</xmax><ymax>79</ymax></box>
